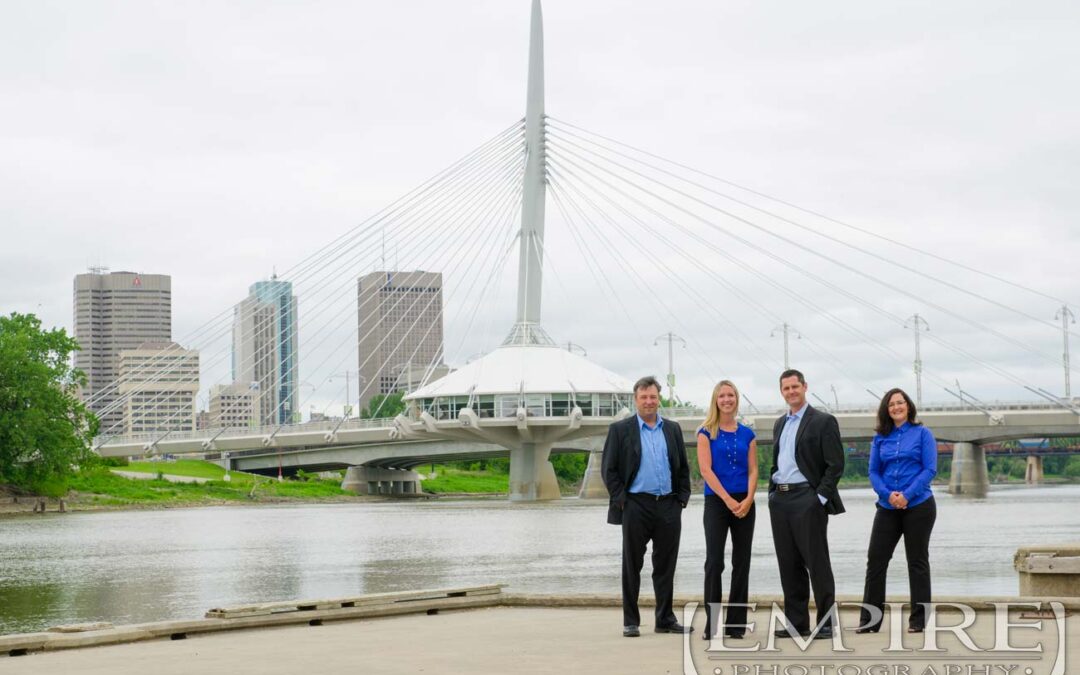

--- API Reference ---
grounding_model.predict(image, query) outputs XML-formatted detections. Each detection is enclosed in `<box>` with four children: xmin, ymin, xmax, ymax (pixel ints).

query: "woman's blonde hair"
<box><xmin>701</xmin><ymin>380</ymin><xmax>740</xmax><ymax>439</ymax></box>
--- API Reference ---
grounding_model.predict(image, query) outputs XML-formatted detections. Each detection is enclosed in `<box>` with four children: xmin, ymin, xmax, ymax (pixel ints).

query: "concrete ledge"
<box><xmin>3</xmin><ymin>588</ymin><xmax>1077</xmax><ymax>657</ymax></box>
<box><xmin>0</xmin><ymin>632</ymin><xmax>52</xmax><ymax>655</ymax></box>
<box><xmin>500</xmin><ymin>592</ymin><xmax>1080</xmax><ymax>611</ymax></box>
<box><xmin>1</xmin><ymin>588</ymin><xmax>505</xmax><ymax>657</ymax></box>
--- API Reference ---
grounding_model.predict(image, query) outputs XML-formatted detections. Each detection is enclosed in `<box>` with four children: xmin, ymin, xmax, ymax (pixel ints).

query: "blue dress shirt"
<box><xmin>775</xmin><ymin>403</ymin><xmax>827</xmax><ymax>505</ymax></box>
<box><xmin>628</xmin><ymin>415</ymin><xmax>672</xmax><ymax>495</ymax></box>
<box><xmin>775</xmin><ymin>403</ymin><xmax>810</xmax><ymax>484</ymax></box>
<box><xmin>869</xmin><ymin>422</ymin><xmax>937</xmax><ymax>509</ymax></box>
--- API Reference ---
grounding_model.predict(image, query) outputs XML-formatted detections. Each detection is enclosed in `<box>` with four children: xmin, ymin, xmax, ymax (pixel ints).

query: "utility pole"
<box><xmin>905</xmin><ymin>313</ymin><xmax>930</xmax><ymax>405</ymax></box>
<box><xmin>1056</xmin><ymin>305</ymin><xmax>1075</xmax><ymax>398</ymax></box>
<box><xmin>770</xmin><ymin>323</ymin><xmax>800</xmax><ymax>369</ymax></box>
<box><xmin>653</xmin><ymin>332</ymin><xmax>686</xmax><ymax>404</ymax></box>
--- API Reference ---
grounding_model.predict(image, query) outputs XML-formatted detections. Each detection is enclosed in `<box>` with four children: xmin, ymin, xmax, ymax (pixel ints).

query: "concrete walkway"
<box><xmin>1</xmin><ymin>604</ymin><xmax>1073</xmax><ymax>674</ymax></box>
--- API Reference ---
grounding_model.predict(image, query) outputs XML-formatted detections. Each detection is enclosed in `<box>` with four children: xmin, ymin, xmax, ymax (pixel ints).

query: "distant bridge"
<box><xmin>95</xmin><ymin>400</ymin><xmax>1079</xmax><ymax>498</ymax></box>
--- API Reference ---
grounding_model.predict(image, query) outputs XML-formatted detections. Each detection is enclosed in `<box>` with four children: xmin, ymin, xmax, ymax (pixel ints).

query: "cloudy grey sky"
<box><xmin>3</xmin><ymin>0</ymin><xmax>1079</xmax><ymax>416</ymax></box>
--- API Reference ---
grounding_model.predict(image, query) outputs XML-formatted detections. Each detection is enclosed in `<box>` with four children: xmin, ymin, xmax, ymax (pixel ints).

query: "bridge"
<box><xmin>89</xmin><ymin>0</ymin><xmax>1080</xmax><ymax>501</ymax></box>
<box><xmin>97</xmin><ymin>399</ymin><xmax>1080</xmax><ymax>498</ymax></box>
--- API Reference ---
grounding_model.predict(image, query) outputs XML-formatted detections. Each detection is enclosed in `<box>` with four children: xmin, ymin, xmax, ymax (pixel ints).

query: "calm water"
<box><xmin>1</xmin><ymin>483</ymin><xmax>1078</xmax><ymax>634</ymax></box>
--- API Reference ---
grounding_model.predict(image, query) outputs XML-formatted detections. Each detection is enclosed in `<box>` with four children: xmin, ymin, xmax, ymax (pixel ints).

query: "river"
<box><xmin>1</xmin><ymin>483</ymin><xmax>1077</xmax><ymax>634</ymax></box>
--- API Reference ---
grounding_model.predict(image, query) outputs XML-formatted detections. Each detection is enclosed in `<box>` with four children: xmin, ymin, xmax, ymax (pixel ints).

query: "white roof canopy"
<box><xmin>406</xmin><ymin>344</ymin><xmax>633</xmax><ymax>400</ymax></box>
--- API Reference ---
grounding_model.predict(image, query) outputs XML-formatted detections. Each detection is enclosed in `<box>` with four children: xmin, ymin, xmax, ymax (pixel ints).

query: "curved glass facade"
<box><xmin>413</xmin><ymin>392</ymin><xmax>632</xmax><ymax>421</ymax></box>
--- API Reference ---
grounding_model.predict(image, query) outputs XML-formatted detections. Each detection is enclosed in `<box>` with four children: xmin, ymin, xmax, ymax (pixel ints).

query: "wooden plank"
<box><xmin>205</xmin><ymin>584</ymin><xmax>505</xmax><ymax>619</ymax></box>
<box><xmin>48</xmin><ymin>622</ymin><xmax>115</xmax><ymax>633</ymax></box>
<box><xmin>1023</xmin><ymin>556</ymin><xmax>1080</xmax><ymax>574</ymax></box>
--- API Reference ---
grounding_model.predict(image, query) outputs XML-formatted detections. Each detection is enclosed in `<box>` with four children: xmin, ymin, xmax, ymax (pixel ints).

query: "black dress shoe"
<box><xmin>655</xmin><ymin>621</ymin><xmax>694</xmax><ymax>634</ymax></box>
<box><xmin>724</xmin><ymin>633</ymin><xmax>745</xmax><ymax>640</ymax></box>
<box><xmin>624</xmin><ymin>625</ymin><xmax>640</xmax><ymax>637</ymax></box>
<box><xmin>813</xmin><ymin>627</ymin><xmax>834</xmax><ymax>640</ymax></box>
<box><xmin>773</xmin><ymin>629</ymin><xmax>801</xmax><ymax>639</ymax></box>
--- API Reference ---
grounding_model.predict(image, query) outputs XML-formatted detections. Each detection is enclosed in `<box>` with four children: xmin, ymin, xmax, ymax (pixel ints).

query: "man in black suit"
<box><xmin>602</xmin><ymin>376</ymin><xmax>692</xmax><ymax>638</ymax></box>
<box><xmin>769</xmin><ymin>369</ymin><xmax>845</xmax><ymax>639</ymax></box>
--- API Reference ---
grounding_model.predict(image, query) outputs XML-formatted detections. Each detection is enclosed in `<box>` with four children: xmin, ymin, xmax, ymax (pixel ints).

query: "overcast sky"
<box><xmin>3</xmin><ymin>0</ymin><xmax>1079</xmax><ymax>417</ymax></box>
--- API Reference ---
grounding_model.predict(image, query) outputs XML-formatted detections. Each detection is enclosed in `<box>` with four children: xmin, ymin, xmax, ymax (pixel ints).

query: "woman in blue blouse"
<box><xmin>697</xmin><ymin>380</ymin><xmax>758</xmax><ymax>640</ymax></box>
<box><xmin>857</xmin><ymin>387</ymin><xmax>938</xmax><ymax>634</ymax></box>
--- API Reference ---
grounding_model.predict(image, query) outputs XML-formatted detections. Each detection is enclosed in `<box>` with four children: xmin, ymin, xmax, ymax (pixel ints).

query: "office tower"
<box><xmin>209</xmin><ymin>383</ymin><xmax>257</xmax><ymax>429</ymax></box>
<box><xmin>117</xmin><ymin>341</ymin><xmax>199</xmax><ymax>434</ymax></box>
<box><xmin>73</xmin><ymin>269</ymin><xmax>172</xmax><ymax>434</ymax></box>
<box><xmin>357</xmin><ymin>270</ymin><xmax>444</xmax><ymax>414</ymax></box>
<box><xmin>232</xmin><ymin>275</ymin><xmax>298</xmax><ymax>425</ymax></box>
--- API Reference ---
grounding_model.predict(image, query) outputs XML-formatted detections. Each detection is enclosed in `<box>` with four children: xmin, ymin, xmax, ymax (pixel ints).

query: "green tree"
<box><xmin>0</xmin><ymin>313</ymin><xmax>97</xmax><ymax>489</ymax></box>
<box><xmin>361</xmin><ymin>391</ymin><xmax>406</xmax><ymax>419</ymax></box>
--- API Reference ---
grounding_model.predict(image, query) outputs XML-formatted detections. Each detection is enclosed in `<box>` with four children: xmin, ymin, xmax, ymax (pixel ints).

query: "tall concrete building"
<box><xmin>118</xmin><ymin>341</ymin><xmax>199</xmax><ymax>434</ymax></box>
<box><xmin>232</xmin><ymin>276</ymin><xmax>298</xmax><ymax>425</ymax></box>
<box><xmin>357</xmin><ymin>271</ymin><xmax>444</xmax><ymax>414</ymax></box>
<box><xmin>73</xmin><ymin>269</ymin><xmax>172</xmax><ymax>434</ymax></box>
<box><xmin>209</xmin><ymin>383</ymin><xmax>257</xmax><ymax>429</ymax></box>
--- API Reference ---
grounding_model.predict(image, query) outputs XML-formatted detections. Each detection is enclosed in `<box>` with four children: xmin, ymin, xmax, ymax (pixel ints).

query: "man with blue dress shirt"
<box><xmin>769</xmin><ymin>369</ymin><xmax>846</xmax><ymax>640</ymax></box>
<box><xmin>602</xmin><ymin>376</ymin><xmax>692</xmax><ymax>638</ymax></box>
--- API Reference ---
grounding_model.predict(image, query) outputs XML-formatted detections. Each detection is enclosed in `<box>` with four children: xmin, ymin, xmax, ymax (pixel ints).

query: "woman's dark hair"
<box><xmin>876</xmin><ymin>387</ymin><xmax>921</xmax><ymax>435</ymax></box>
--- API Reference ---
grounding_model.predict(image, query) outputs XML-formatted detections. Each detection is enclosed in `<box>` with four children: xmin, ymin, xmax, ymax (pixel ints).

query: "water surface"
<box><xmin>1</xmin><ymin>483</ymin><xmax>1077</xmax><ymax>634</ymax></box>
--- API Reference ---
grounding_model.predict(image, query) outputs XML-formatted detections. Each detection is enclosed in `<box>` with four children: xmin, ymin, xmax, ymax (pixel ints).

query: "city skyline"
<box><xmin>4</xmin><ymin>1</ymin><xmax>1080</xmax><ymax>412</ymax></box>
<box><xmin>73</xmin><ymin>270</ymin><xmax>173</xmax><ymax>433</ymax></box>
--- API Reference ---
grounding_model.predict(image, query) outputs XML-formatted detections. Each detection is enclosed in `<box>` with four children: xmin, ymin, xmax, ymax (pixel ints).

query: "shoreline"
<box><xmin>1</xmin><ymin>478</ymin><xmax>1074</xmax><ymax>519</ymax></box>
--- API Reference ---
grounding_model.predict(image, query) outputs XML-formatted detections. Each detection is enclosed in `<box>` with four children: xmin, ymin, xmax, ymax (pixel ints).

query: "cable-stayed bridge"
<box><xmin>90</xmin><ymin>1</ymin><xmax>1080</xmax><ymax>501</ymax></box>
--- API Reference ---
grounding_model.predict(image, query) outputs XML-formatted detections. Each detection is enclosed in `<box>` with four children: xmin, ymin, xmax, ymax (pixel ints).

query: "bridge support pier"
<box><xmin>1024</xmin><ymin>455</ymin><xmax>1044</xmax><ymax>484</ymax></box>
<box><xmin>509</xmin><ymin>443</ymin><xmax>561</xmax><ymax>501</ymax></box>
<box><xmin>578</xmin><ymin>450</ymin><xmax>608</xmax><ymax>499</ymax></box>
<box><xmin>341</xmin><ymin>466</ymin><xmax>421</xmax><ymax>496</ymax></box>
<box><xmin>948</xmin><ymin>441</ymin><xmax>989</xmax><ymax>497</ymax></box>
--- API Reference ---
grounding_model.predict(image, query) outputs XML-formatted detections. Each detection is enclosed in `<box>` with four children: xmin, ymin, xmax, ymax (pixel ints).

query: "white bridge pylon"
<box><xmin>398</xmin><ymin>0</ymin><xmax>636</xmax><ymax>501</ymax></box>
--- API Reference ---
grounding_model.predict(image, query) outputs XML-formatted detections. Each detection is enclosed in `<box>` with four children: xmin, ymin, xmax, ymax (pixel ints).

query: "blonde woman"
<box><xmin>698</xmin><ymin>380</ymin><xmax>758</xmax><ymax>640</ymax></box>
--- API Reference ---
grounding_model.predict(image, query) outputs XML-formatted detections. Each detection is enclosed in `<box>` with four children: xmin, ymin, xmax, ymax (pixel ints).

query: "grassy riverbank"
<box><xmin>0</xmin><ymin>460</ymin><xmax>358</xmax><ymax>514</ymax></box>
<box><xmin>5</xmin><ymin>453</ymin><xmax>1076</xmax><ymax>516</ymax></box>
<box><xmin>420</xmin><ymin>466</ymin><xmax>509</xmax><ymax>494</ymax></box>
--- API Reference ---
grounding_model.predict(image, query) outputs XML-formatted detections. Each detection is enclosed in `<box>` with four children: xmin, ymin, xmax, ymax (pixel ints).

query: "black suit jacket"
<box><xmin>769</xmin><ymin>405</ymin><xmax>846</xmax><ymax>515</ymax></box>
<box><xmin>601</xmin><ymin>415</ymin><xmax>692</xmax><ymax>525</ymax></box>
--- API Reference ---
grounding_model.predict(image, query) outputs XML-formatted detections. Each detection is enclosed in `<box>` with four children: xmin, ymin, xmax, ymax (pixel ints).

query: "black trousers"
<box><xmin>859</xmin><ymin>496</ymin><xmax>937</xmax><ymax>631</ymax></box>
<box><xmin>768</xmin><ymin>485</ymin><xmax>836</xmax><ymax>633</ymax></box>
<box><xmin>621</xmin><ymin>493</ymin><xmax>682</xmax><ymax>627</ymax></box>
<box><xmin>703</xmin><ymin>492</ymin><xmax>755</xmax><ymax>638</ymax></box>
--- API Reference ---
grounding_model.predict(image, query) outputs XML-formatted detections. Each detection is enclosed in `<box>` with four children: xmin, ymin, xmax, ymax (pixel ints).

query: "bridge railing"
<box><xmin>94</xmin><ymin>416</ymin><xmax>399</xmax><ymax>448</ymax></box>
<box><xmin>94</xmin><ymin>398</ymin><xmax>1079</xmax><ymax>449</ymax></box>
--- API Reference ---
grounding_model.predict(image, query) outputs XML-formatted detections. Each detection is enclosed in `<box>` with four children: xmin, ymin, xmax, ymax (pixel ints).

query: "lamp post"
<box><xmin>770</xmin><ymin>323</ymin><xmax>801</xmax><ymax>370</ymax></box>
<box><xmin>653</xmin><ymin>332</ymin><xmax>686</xmax><ymax>404</ymax></box>
<box><xmin>904</xmin><ymin>314</ymin><xmax>930</xmax><ymax>405</ymax></box>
